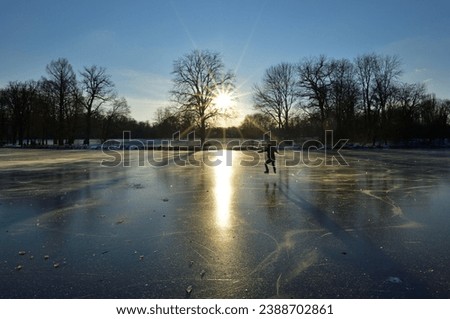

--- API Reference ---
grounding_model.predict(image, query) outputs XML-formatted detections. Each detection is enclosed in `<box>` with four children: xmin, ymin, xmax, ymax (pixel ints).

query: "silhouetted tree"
<box><xmin>253</xmin><ymin>62</ymin><xmax>299</xmax><ymax>135</ymax></box>
<box><xmin>170</xmin><ymin>50</ymin><xmax>235</xmax><ymax>146</ymax></box>
<box><xmin>355</xmin><ymin>53</ymin><xmax>377</xmax><ymax>142</ymax></box>
<box><xmin>43</xmin><ymin>58</ymin><xmax>78</xmax><ymax>145</ymax></box>
<box><xmin>1</xmin><ymin>81</ymin><xmax>38</xmax><ymax>145</ymax></box>
<box><xmin>0</xmin><ymin>88</ymin><xmax>11</xmax><ymax>144</ymax></box>
<box><xmin>239</xmin><ymin>113</ymin><xmax>274</xmax><ymax>138</ymax></box>
<box><xmin>0</xmin><ymin>89</ymin><xmax>10</xmax><ymax>146</ymax></box>
<box><xmin>80</xmin><ymin>65</ymin><xmax>116</xmax><ymax>145</ymax></box>
<box><xmin>328</xmin><ymin>58</ymin><xmax>359</xmax><ymax>138</ymax></box>
<box><xmin>372</xmin><ymin>54</ymin><xmax>402</xmax><ymax>143</ymax></box>
<box><xmin>388</xmin><ymin>82</ymin><xmax>426</xmax><ymax>140</ymax></box>
<box><xmin>27</xmin><ymin>81</ymin><xmax>53</xmax><ymax>145</ymax></box>
<box><xmin>298</xmin><ymin>55</ymin><xmax>333</xmax><ymax>128</ymax></box>
<box><xmin>353</xmin><ymin>53</ymin><xmax>402</xmax><ymax>144</ymax></box>
<box><xmin>153</xmin><ymin>106</ymin><xmax>181</xmax><ymax>138</ymax></box>
<box><xmin>419</xmin><ymin>95</ymin><xmax>450</xmax><ymax>139</ymax></box>
<box><xmin>102</xmin><ymin>97</ymin><xmax>131</xmax><ymax>139</ymax></box>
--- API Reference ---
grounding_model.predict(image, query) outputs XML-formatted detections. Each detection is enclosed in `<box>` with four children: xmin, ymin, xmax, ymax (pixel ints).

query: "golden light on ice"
<box><xmin>213</xmin><ymin>155</ymin><xmax>233</xmax><ymax>228</ymax></box>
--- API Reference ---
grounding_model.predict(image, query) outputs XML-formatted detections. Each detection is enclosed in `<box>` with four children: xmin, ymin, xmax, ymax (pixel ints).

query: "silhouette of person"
<box><xmin>259</xmin><ymin>141</ymin><xmax>278</xmax><ymax>174</ymax></box>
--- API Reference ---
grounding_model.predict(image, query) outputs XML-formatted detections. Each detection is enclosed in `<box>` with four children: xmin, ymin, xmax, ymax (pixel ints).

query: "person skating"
<box><xmin>258</xmin><ymin>142</ymin><xmax>278</xmax><ymax>174</ymax></box>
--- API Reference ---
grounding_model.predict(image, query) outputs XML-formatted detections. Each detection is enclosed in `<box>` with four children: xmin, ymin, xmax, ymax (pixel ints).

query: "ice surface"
<box><xmin>0</xmin><ymin>149</ymin><xmax>449</xmax><ymax>298</ymax></box>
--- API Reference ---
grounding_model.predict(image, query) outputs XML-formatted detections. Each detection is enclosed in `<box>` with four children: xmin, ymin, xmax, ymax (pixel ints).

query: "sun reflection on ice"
<box><xmin>213</xmin><ymin>155</ymin><xmax>234</xmax><ymax>229</ymax></box>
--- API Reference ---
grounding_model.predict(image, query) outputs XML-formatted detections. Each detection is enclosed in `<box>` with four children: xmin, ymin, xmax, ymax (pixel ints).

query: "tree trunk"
<box><xmin>200</xmin><ymin>119</ymin><xmax>206</xmax><ymax>148</ymax></box>
<box><xmin>84</xmin><ymin>112</ymin><xmax>91</xmax><ymax>145</ymax></box>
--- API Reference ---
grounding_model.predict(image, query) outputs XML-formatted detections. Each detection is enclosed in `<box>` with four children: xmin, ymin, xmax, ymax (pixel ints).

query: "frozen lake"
<box><xmin>0</xmin><ymin>148</ymin><xmax>449</xmax><ymax>298</ymax></box>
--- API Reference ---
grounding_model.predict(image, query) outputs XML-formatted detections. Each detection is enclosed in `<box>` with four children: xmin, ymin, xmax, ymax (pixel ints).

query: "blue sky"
<box><xmin>1</xmin><ymin>0</ymin><xmax>450</xmax><ymax>124</ymax></box>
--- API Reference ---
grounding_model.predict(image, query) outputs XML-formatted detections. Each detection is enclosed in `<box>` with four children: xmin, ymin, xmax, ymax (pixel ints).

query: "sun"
<box><xmin>213</xmin><ymin>92</ymin><xmax>233</xmax><ymax>110</ymax></box>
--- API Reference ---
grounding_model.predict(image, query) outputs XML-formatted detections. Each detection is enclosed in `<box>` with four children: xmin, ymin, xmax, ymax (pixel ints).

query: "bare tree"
<box><xmin>170</xmin><ymin>50</ymin><xmax>234</xmax><ymax>146</ymax></box>
<box><xmin>395</xmin><ymin>82</ymin><xmax>426</xmax><ymax>119</ymax></box>
<box><xmin>1</xmin><ymin>81</ymin><xmax>38</xmax><ymax>145</ymax></box>
<box><xmin>420</xmin><ymin>95</ymin><xmax>450</xmax><ymax>134</ymax></box>
<box><xmin>103</xmin><ymin>97</ymin><xmax>130</xmax><ymax>139</ymax></box>
<box><xmin>373</xmin><ymin>55</ymin><xmax>402</xmax><ymax>140</ymax></box>
<box><xmin>43</xmin><ymin>58</ymin><xmax>78</xmax><ymax>145</ymax></box>
<box><xmin>154</xmin><ymin>106</ymin><xmax>174</xmax><ymax>126</ymax></box>
<box><xmin>80</xmin><ymin>65</ymin><xmax>116</xmax><ymax>145</ymax></box>
<box><xmin>386</xmin><ymin>82</ymin><xmax>426</xmax><ymax>140</ymax></box>
<box><xmin>355</xmin><ymin>53</ymin><xmax>402</xmax><ymax>143</ymax></box>
<box><xmin>329</xmin><ymin>58</ymin><xmax>359</xmax><ymax>136</ymax></box>
<box><xmin>153</xmin><ymin>106</ymin><xmax>181</xmax><ymax>138</ymax></box>
<box><xmin>298</xmin><ymin>55</ymin><xmax>333</xmax><ymax>128</ymax></box>
<box><xmin>0</xmin><ymin>89</ymin><xmax>9</xmax><ymax>144</ymax></box>
<box><xmin>239</xmin><ymin>113</ymin><xmax>274</xmax><ymax>138</ymax></box>
<box><xmin>253</xmin><ymin>62</ymin><xmax>299</xmax><ymax>134</ymax></box>
<box><xmin>355</xmin><ymin>53</ymin><xmax>378</xmax><ymax>142</ymax></box>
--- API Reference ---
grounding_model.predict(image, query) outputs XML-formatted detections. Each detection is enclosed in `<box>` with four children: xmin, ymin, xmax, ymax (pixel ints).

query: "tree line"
<box><xmin>158</xmin><ymin>51</ymin><xmax>450</xmax><ymax>146</ymax></box>
<box><xmin>251</xmin><ymin>53</ymin><xmax>450</xmax><ymax>144</ymax></box>
<box><xmin>1</xmin><ymin>52</ymin><xmax>449</xmax><ymax>147</ymax></box>
<box><xmin>0</xmin><ymin>58</ymin><xmax>137</xmax><ymax>146</ymax></box>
